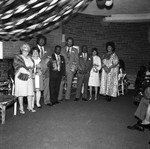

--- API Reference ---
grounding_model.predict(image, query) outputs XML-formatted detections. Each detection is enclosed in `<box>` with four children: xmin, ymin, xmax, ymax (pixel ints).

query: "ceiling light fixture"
<box><xmin>105</xmin><ymin>0</ymin><xmax>113</xmax><ymax>7</ymax></box>
<box><xmin>96</xmin><ymin>0</ymin><xmax>113</xmax><ymax>9</ymax></box>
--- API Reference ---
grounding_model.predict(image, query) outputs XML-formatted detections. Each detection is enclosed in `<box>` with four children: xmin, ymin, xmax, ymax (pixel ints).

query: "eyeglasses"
<box><xmin>22</xmin><ymin>50</ymin><xmax>29</xmax><ymax>53</ymax></box>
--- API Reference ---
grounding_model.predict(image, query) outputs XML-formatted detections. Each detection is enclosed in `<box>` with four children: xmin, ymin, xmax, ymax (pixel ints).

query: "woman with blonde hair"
<box><xmin>13</xmin><ymin>43</ymin><xmax>36</xmax><ymax>114</ymax></box>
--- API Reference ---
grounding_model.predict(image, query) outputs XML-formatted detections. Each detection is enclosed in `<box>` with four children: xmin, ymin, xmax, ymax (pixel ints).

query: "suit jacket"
<box><xmin>61</xmin><ymin>46</ymin><xmax>79</xmax><ymax>73</ymax></box>
<box><xmin>40</xmin><ymin>58</ymin><xmax>50</xmax><ymax>79</ymax></box>
<box><xmin>50</xmin><ymin>53</ymin><xmax>66</xmax><ymax>77</ymax></box>
<box><xmin>37</xmin><ymin>45</ymin><xmax>51</xmax><ymax>59</ymax></box>
<box><xmin>78</xmin><ymin>52</ymin><xmax>93</xmax><ymax>74</ymax></box>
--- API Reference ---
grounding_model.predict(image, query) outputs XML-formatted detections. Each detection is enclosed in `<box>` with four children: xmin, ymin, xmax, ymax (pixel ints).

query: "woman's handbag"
<box><xmin>18</xmin><ymin>73</ymin><xmax>29</xmax><ymax>81</ymax></box>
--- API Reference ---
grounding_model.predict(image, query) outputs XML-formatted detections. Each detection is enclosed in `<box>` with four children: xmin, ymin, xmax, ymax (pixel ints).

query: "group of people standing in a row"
<box><xmin>13</xmin><ymin>35</ymin><xmax>119</xmax><ymax>114</ymax></box>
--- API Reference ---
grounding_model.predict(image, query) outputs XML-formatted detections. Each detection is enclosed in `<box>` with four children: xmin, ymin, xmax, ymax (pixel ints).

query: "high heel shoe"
<box><xmin>89</xmin><ymin>97</ymin><xmax>92</xmax><ymax>100</ymax></box>
<box><xmin>31</xmin><ymin>109</ymin><xmax>36</xmax><ymax>112</ymax></box>
<box><xmin>27</xmin><ymin>107</ymin><xmax>36</xmax><ymax>112</ymax></box>
<box><xmin>36</xmin><ymin>104</ymin><xmax>42</xmax><ymax>108</ymax></box>
<box><xmin>139</xmin><ymin>123</ymin><xmax>150</xmax><ymax>130</ymax></box>
<box><xmin>19</xmin><ymin>109</ymin><xmax>25</xmax><ymax>114</ymax></box>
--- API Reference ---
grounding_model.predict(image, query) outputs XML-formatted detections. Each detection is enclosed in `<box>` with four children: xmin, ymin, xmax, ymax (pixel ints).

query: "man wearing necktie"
<box><xmin>58</xmin><ymin>37</ymin><xmax>79</xmax><ymax>101</ymax></box>
<box><xmin>36</xmin><ymin>35</ymin><xmax>51</xmax><ymax>105</ymax></box>
<box><xmin>49</xmin><ymin>45</ymin><xmax>65</xmax><ymax>105</ymax></box>
<box><xmin>75</xmin><ymin>45</ymin><xmax>93</xmax><ymax>101</ymax></box>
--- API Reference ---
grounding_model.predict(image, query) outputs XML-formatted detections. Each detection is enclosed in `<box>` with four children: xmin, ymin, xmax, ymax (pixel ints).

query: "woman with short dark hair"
<box><xmin>31</xmin><ymin>46</ymin><xmax>43</xmax><ymax>108</ymax></box>
<box><xmin>88</xmin><ymin>47</ymin><xmax>101</xmax><ymax>100</ymax></box>
<box><xmin>100</xmin><ymin>41</ymin><xmax>119</xmax><ymax>101</ymax></box>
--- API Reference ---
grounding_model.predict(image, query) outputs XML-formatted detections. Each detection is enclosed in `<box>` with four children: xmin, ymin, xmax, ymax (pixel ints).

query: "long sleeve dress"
<box><xmin>88</xmin><ymin>55</ymin><xmax>101</xmax><ymax>87</ymax></box>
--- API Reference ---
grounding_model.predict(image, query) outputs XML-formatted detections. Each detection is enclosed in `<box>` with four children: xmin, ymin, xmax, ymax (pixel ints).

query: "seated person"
<box><xmin>127</xmin><ymin>87</ymin><xmax>150</xmax><ymax>131</ymax></box>
<box><xmin>134</xmin><ymin>65</ymin><xmax>146</xmax><ymax>93</ymax></box>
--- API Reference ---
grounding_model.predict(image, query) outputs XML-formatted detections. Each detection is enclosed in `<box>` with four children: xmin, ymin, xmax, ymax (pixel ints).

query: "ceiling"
<box><xmin>0</xmin><ymin>0</ymin><xmax>150</xmax><ymax>41</ymax></box>
<box><xmin>81</xmin><ymin>0</ymin><xmax>150</xmax><ymax>22</ymax></box>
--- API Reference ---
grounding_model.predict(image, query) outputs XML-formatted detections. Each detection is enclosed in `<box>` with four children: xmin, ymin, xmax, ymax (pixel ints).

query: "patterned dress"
<box><xmin>100</xmin><ymin>53</ymin><xmax>119</xmax><ymax>97</ymax></box>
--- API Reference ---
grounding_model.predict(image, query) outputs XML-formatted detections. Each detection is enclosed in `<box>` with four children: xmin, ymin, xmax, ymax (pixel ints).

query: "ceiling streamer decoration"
<box><xmin>0</xmin><ymin>0</ymin><xmax>92</xmax><ymax>41</ymax></box>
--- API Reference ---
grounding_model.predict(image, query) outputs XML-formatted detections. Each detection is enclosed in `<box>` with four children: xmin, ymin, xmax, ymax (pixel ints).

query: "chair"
<box><xmin>0</xmin><ymin>78</ymin><xmax>17</xmax><ymax>124</ymax></box>
<box><xmin>10</xmin><ymin>77</ymin><xmax>17</xmax><ymax>116</ymax></box>
<box><xmin>118</xmin><ymin>73</ymin><xmax>126</xmax><ymax>96</ymax></box>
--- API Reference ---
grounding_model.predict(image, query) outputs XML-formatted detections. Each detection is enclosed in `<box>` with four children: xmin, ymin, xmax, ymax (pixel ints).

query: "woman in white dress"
<box><xmin>88</xmin><ymin>48</ymin><xmax>101</xmax><ymax>100</ymax></box>
<box><xmin>31</xmin><ymin>46</ymin><xmax>43</xmax><ymax>108</ymax></box>
<box><xmin>13</xmin><ymin>43</ymin><xmax>36</xmax><ymax>114</ymax></box>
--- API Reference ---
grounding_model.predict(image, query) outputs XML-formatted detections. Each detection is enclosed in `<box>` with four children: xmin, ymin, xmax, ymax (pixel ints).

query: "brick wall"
<box><xmin>1</xmin><ymin>13</ymin><xmax>150</xmax><ymax>87</ymax></box>
<box><xmin>3</xmin><ymin>28</ymin><xmax>62</xmax><ymax>58</ymax></box>
<box><xmin>63</xmin><ymin>13</ymin><xmax>150</xmax><ymax>87</ymax></box>
<box><xmin>1</xmin><ymin>28</ymin><xmax>62</xmax><ymax>81</ymax></box>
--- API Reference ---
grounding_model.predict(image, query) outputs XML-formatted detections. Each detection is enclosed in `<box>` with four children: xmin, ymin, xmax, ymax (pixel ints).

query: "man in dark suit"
<box><xmin>49</xmin><ymin>45</ymin><xmax>66</xmax><ymax>105</ymax></box>
<box><xmin>36</xmin><ymin>35</ymin><xmax>51</xmax><ymax>105</ymax></box>
<box><xmin>58</xmin><ymin>37</ymin><xmax>79</xmax><ymax>101</ymax></box>
<box><xmin>75</xmin><ymin>45</ymin><xmax>93</xmax><ymax>101</ymax></box>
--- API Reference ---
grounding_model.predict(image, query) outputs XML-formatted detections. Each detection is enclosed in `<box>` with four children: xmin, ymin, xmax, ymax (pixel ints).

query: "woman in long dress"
<box><xmin>31</xmin><ymin>46</ymin><xmax>43</xmax><ymax>108</ymax></box>
<box><xmin>100</xmin><ymin>41</ymin><xmax>119</xmax><ymax>101</ymax></box>
<box><xmin>13</xmin><ymin>43</ymin><xmax>36</xmax><ymax>114</ymax></box>
<box><xmin>88</xmin><ymin>48</ymin><xmax>101</xmax><ymax>100</ymax></box>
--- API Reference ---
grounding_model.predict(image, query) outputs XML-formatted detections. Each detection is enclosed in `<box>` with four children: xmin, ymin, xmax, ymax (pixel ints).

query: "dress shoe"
<box><xmin>47</xmin><ymin>103</ymin><xmax>53</xmax><ymax>106</ymax></box>
<box><xmin>82</xmin><ymin>98</ymin><xmax>88</xmax><ymax>101</ymax></box>
<box><xmin>64</xmin><ymin>99</ymin><xmax>70</xmax><ymax>101</ymax></box>
<box><xmin>58</xmin><ymin>99</ymin><xmax>63</xmax><ymax>102</ymax></box>
<box><xmin>55</xmin><ymin>101</ymin><xmax>60</xmax><ymax>104</ymax></box>
<box><xmin>107</xmin><ymin>96</ymin><xmax>112</xmax><ymax>102</ymax></box>
<box><xmin>74</xmin><ymin>98</ymin><xmax>80</xmax><ymax>101</ymax></box>
<box><xmin>127</xmin><ymin>124</ymin><xmax>144</xmax><ymax>131</ymax></box>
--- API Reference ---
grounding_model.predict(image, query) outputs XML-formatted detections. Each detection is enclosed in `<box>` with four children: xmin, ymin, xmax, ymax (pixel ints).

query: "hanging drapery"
<box><xmin>0</xmin><ymin>0</ymin><xmax>92</xmax><ymax>41</ymax></box>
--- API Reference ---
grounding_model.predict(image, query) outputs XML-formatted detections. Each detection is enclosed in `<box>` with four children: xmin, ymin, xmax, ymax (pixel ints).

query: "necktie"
<box><xmin>83</xmin><ymin>53</ymin><xmax>87</xmax><ymax>62</ymax></box>
<box><xmin>40</xmin><ymin>47</ymin><xmax>44</xmax><ymax>58</ymax></box>
<box><xmin>67</xmin><ymin>47</ymin><xmax>71</xmax><ymax>59</ymax></box>
<box><xmin>57</xmin><ymin>55</ymin><xmax>60</xmax><ymax>71</ymax></box>
<box><xmin>68</xmin><ymin>47</ymin><xmax>71</xmax><ymax>54</ymax></box>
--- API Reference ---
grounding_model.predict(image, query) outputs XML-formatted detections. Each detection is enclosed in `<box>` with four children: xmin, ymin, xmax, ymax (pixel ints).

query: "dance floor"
<box><xmin>1</xmin><ymin>90</ymin><xmax>150</xmax><ymax>149</ymax></box>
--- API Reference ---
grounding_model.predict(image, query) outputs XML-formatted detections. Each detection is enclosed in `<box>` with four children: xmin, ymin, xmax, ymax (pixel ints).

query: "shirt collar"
<box><xmin>67</xmin><ymin>46</ymin><xmax>72</xmax><ymax>51</ymax></box>
<box><xmin>55</xmin><ymin>53</ymin><xmax>60</xmax><ymax>58</ymax></box>
<box><xmin>38</xmin><ymin>45</ymin><xmax>44</xmax><ymax>49</ymax></box>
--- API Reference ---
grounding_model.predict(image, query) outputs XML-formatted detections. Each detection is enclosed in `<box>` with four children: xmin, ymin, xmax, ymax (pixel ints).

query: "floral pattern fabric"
<box><xmin>100</xmin><ymin>53</ymin><xmax>119</xmax><ymax>97</ymax></box>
